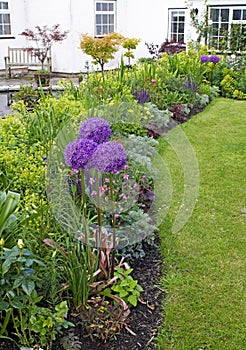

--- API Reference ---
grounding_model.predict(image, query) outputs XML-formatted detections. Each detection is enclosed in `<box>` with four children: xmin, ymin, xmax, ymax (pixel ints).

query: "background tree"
<box><xmin>80</xmin><ymin>32</ymin><xmax>124</xmax><ymax>74</ymax></box>
<box><xmin>20</xmin><ymin>24</ymin><xmax>68</xmax><ymax>72</ymax></box>
<box><xmin>122</xmin><ymin>37</ymin><xmax>141</xmax><ymax>66</ymax></box>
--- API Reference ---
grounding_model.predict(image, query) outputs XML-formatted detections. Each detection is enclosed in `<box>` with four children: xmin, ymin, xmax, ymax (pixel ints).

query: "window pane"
<box><xmin>96</xmin><ymin>14</ymin><xmax>101</xmax><ymax>24</ymax></box>
<box><xmin>2</xmin><ymin>13</ymin><xmax>9</xmax><ymax>23</ymax></box>
<box><xmin>109</xmin><ymin>14</ymin><xmax>114</xmax><ymax>24</ymax></box>
<box><xmin>5</xmin><ymin>23</ymin><xmax>10</xmax><ymax>34</ymax></box>
<box><xmin>178</xmin><ymin>34</ymin><xmax>184</xmax><ymax>42</ymax></box>
<box><xmin>233</xmin><ymin>10</ymin><xmax>241</xmax><ymax>20</ymax></box>
<box><xmin>102</xmin><ymin>14</ymin><xmax>108</xmax><ymax>24</ymax></box>
<box><xmin>109</xmin><ymin>25</ymin><xmax>114</xmax><ymax>32</ymax></box>
<box><xmin>109</xmin><ymin>3</ymin><xmax>113</xmax><ymax>11</ymax></box>
<box><xmin>210</xmin><ymin>8</ymin><xmax>219</xmax><ymax>22</ymax></box>
<box><xmin>96</xmin><ymin>26</ymin><xmax>101</xmax><ymax>36</ymax></box>
<box><xmin>0</xmin><ymin>2</ymin><xmax>8</xmax><ymax>10</ymax></box>
<box><xmin>96</xmin><ymin>3</ymin><xmax>101</xmax><ymax>11</ymax></box>
<box><xmin>212</xmin><ymin>23</ymin><xmax>219</xmax><ymax>36</ymax></box>
<box><xmin>103</xmin><ymin>25</ymin><xmax>108</xmax><ymax>34</ymax></box>
<box><xmin>221</xmin><ymin>9</ymin><xmax>229</xmax><ymax>22</ymax></box>
<box><xmin>102</xmin><ymin>3</ymin><xmax>107</xmax><ymax>11</ymax></box>
<box><xmin>179</xmin><ymin>23</ymin><xmax>185</xmax><ymax>32</ymax></box>
<box><xmin>171</xmin><ymin>23</ymin><xmax>177</xmax><ymax>32</ymax></box>
<box><xmin>243</xmin><ymin>10</ymin><xmax>246</xmax><ymax>20</ymax></box>
<box><xmin>171</xmin><ymin>34</ymin><xmax>177</xmax><ymax>41</ymax></box>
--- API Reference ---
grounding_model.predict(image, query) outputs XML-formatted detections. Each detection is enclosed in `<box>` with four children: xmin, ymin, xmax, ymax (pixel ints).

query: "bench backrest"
<box><xmin>7</xmin><ymin>47</ymin><xmax>51</xmax><ymax>66</ymax></box>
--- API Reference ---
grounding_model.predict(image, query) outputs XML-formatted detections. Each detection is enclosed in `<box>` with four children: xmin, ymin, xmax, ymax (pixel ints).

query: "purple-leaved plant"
<box><xmin>78</xmin><ymin>117</ymin><xmax>111</xmax><ymax>144</ymax></box>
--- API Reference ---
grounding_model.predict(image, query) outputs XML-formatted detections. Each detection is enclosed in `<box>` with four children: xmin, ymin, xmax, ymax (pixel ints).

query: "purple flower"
<box><xmin>200</xmin><ymin>55</ymin><xmax>209</xmax><ymax>63</ymax></box>
<box><xmin>210</xmin><ymin>55</ymin><xmax>220</xmax><ymax>64</ymax></box>
<box><xmin>78</xmin><ymin>118</ymin><xmax>111</xmax><ymax>144</ymax></box>
<box><xmin>184</xmin><ymin>76</ymin><xmax>197</xmax><ymax>93</ymax></box>
<box><xmin>64</xmin><ymin>138</ymin><xmax>98</xmax><ymax>170</ymax></box>
<box><xmin>133</xmin><ymin>88</ymin><xmax>150</xmax><ymax>104</ymax></box>
<box><xmin>88</xmin><ymin>141</ymin><xmax>127</xmax><ymax>173</ymax></box>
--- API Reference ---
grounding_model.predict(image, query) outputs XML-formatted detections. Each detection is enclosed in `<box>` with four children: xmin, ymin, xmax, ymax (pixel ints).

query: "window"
<box><xmin>208</xmin><ymin>6</ymin><xmax>246</xmax><ymax>52</ymax></box>
<box><xmin>168</xmin><ymin>10</ymin><xmax>185</xmax><ymax>43</ymax></box>
<box><xmin>95</xmin><ymin>1</ymin><xmax>116</xmax><ymax>36</ymax></box>
<box><xmin>0</xmin><ymin>1</ymin><xmax>11</xmax><ymax>36</ymax></box>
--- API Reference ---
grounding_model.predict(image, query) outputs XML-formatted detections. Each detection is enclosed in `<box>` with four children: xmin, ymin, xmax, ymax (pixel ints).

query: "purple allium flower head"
<box><xmin>78</xmin><ymin>117</ymin><xmax>111</xmax><ymax>144</ymax></box>
<box><xmin>200</xmin><ymin>55</ymin><xmax>209</xmax><ymax>63</ymax></box>
<box><xmin>133</xmin><ymin>88</ymin><xmax>150</xmax><ymax>104</ymax></box>
<box><xmin>88</xmin><ymin>141</ymin><xmax>127</xmax><ymax>173</ymax></box>
<box><xmin>209</xmin><ymin>55</ymin><xmax>220</xmax><ymax>64</ymax></box>
<box><xmin>64</xmin><ymin>138</ymin><xmax>98</xmax><ymax>170</ymax></box>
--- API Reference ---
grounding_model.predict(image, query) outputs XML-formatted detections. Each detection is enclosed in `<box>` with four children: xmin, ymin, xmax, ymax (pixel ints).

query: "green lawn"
<box><xmin>157</xmin><ymin>98</ymin><xmax>246</xmax><ymax>350</ymax></box>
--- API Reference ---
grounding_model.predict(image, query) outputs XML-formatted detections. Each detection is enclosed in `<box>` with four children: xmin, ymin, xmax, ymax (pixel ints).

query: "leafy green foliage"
<box><xmin>80</xmin><ymin>32</ymin><xmax>124</xmax><ymax>73</ymax></box>
<box><xmin>79</xmin><ymin>296</ymin><xmax>126</xmax><ymax>343</ymax></box>
<box><xmin>110</xmin><ymin>266</ymin><xmax>143</xmax><ymax>307</ymax></box>
<box><xmin>0</xmin><ymin>191</ymin><xmax>20</xmax><ymax>247</ymax></box>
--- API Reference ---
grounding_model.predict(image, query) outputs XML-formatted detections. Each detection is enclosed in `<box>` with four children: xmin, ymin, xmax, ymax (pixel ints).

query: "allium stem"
<box><xmin>110</xmin><ymin>174</ymin><xmax>116</xmax><ymax>278</ymax></box>
<box><xmin>80</xmin><ymin>170</ymin><xmax>87</xmax><ymax>218</ymax></box>
<box><xmin>96</xmin><ymin>172</ymin><xmax>102</xmax><ymax>246</ymax></box>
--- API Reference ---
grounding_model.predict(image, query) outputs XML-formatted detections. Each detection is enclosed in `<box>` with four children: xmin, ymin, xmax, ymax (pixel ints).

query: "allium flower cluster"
<box><xmin>200</xmin><ymin>55</ymin><xmax>220</xmax><ymax>64</ymax></box>
<box><xmin>200</xmin><ymin>55</ymin><xmax>209</xmax><ymax>63</ymax></box>
<box><xmin>78</xmin><ymin>117</ymin><xmax>111</xmax><ymax>144</ymax></box>
<box><xmin>64</xmin><ymin>138</ymin><xmax>98</xmax><ymax>170</ymax></box>
<box><xmin>88</xmin><ymin>141</ymin><xmax>127</xmax><ymax>174</ymax></box>
<box><xmin>64</xmin><ymin>117</ymin><xmax>127</xmax><ymax>174</ymax></box>
<box><xmin>209</xmin><ymin>55</ymin><xmax>220</xmax><ymax>64</ymax></box>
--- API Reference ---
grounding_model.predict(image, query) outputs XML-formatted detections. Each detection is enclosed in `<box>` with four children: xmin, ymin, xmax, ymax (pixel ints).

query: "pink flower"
<box><xmin>124</xmin><ymin>165</ymin><xmax>129</xmax><ymax>170</ymax></box>
<box><xmin>114</xmin><ymin>213</ymin><xmax>119</xmax><ymax>218</ymax></box>
<box><xmin>99</xmin><ymin>186</ymin><xmax>105</xmax><ymax>196</ymax></box>
<box><xmin>151</xmin><ymin>79</ymin><xmax>156</xmax><ymax>83</ymax></box>
<box><xmin>142</xmin><ymin>175</ymin><xmax>147</xmax><ymax>179</ymax></box>
<box><xmin>104</xmin><ymin>177</ymin><xmax>110</xmax><ymax>183</ymax></box>
<box><xmin>123</xmin><ymin>174</ymin><xmax>129</xmax><ymax>180</ymax></box>
<box><xmin>119</xmin><ymin>193</ymin><xmax>127</xmax><ymax>200</ymax></box>
<box><xmin>89</xmin><ymin>177</ymin><xmax>95</xmax><ymax>185</ymax></box>
<box><xmin>91</xmin><ymin>191</ymin><xmax>97</xmax><ymax>196</ymax></box>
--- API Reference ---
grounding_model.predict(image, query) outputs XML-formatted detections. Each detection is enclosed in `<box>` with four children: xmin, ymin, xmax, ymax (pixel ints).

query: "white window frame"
<box><xmin>0</xmin><ymin>1</ymin><xmax>11</xmax><ymax>37</ymax></box>
<box><xmin>168</xmin><ymin>9</ymin><xmax>186</xmax><ymax>43</ymax></box>
<box><xmin>208</xmin><ymin>6</ymin><xmax>246</xmax><ymax>52</ymax></box>
<box><xmin>95</xmin><ymin>1</ymin><xmax>116</xmax><ymax>37</ymax></box>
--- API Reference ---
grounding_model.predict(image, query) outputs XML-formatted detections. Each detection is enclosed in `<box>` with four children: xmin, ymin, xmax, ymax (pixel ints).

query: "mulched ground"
<box><xmin>54</xmin><ymin>237</ymin><xmax>164</xmax><ymax>350</ymax></box>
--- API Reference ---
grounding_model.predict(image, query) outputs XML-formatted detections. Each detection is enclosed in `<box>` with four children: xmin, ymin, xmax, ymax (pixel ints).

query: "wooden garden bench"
<box><xmin>4</xmin><ymin>47</ymin><xmax>52</xmax><ymax>78</ymax></box>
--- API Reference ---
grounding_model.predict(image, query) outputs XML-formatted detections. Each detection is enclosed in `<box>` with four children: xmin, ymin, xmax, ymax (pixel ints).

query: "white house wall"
<box><xmin>0</xmin><ymin>0</ymin><xmax>246</xmax><ymax>74</ymax></box>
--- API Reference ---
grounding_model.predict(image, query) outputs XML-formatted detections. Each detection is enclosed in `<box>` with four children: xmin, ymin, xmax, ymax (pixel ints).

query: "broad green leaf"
<box><xmin>22</xmin><ymin>279</ymin><xmax>35</xmax><ymax>296</ymax></box>
<box><xmin>0</xmin><ymin>301</ymin><xmax>9</xmax><ymax>310</ymax></box>
<box><xmin>11</xmin><ymin>301</ymin><xmax>24</xmax><ymax>309</ymax></box>
<box><xmin>127</xmin><ymin>294</ymin><xmax>138</xmax><ymax>307</ymax></box>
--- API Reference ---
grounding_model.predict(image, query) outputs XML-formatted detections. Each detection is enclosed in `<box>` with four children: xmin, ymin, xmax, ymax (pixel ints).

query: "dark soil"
<box><xmin>55</xmin><ymin>237</ymin><xmax>164</xmax><ymax>350</ymax></box>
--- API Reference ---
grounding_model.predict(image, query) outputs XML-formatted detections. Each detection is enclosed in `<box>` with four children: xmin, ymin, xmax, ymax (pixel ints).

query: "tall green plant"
<box><xmin>0</xmin><ymin>191</ymin><xmax>20</xmax><ymax>247</ymax></box>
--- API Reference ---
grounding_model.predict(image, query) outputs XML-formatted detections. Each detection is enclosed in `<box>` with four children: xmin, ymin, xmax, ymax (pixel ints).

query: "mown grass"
<box><xmin>157</xmin><ymin>98</ymin><xmax>246</xmax><ymax>350</ymax></box>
